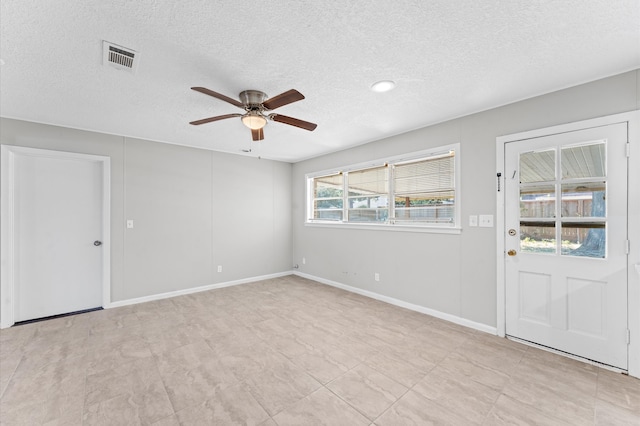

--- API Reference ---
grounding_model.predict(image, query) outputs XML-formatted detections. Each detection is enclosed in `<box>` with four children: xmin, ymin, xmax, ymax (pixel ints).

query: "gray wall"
<box><xmin>292</xmin><ymin>69</ymin><xmax>639</xmax><ymax>327</ymax></box>
<box><xmin>1</xmin><ymin>69</ymin><xmax>637</xmax><ymax>324</ymax></box>
<box><xmin>0</xmin><ymin>119</ymin><xmax>292</xmax><ymax>303</ymax></box>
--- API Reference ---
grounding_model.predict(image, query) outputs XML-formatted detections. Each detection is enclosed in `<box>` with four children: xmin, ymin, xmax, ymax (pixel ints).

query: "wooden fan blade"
<box><xmin>251</xmin><ymin>128</ymin><xmax>264</xmax><ymax>141</ymax></box>
<box><xmin>262</xmin><ymin>89</ymin><xmax>305</xmax><ymax>110</ymax></box>
<box><xmin>191</xmin><ymin>87</ymin><xmax>244</xmax><ymax>108</ymax></box>
<box><xmin>271</xmin><ymin>114</ymin><xmax>317</xmax><ymax>131</ymax></box>
<box><xmin>189</xmin><ymin>113</ymin><xmax>242</xmax><ymax>126</ymax></box>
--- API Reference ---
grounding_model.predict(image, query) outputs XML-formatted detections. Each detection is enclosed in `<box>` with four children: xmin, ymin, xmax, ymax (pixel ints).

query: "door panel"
<box><xmin>15</xmin><ymin>152</ymin><xmax>103</xmax><ymax>321</ymax></box>
<box><xmin>566</xmin><ymin>277</ymin><xmax>604</xmax><ymax>337</ymax></box>
<box><xmin>505</xmin><ymin>123</ymin><xmax>628</xmax><ymax>369</ymax></box>
<box><xmin>518</xmin><ymin>271</ymin><xmax>551</xmax><ymax>324</ymax></box>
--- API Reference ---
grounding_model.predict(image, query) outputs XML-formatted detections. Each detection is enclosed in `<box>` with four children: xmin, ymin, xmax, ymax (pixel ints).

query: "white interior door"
<box><xmin>505</xmin><ymin>123</ymin><xmax>628</xmax><ymax>369</ymax></box>
<box><xmin>13</xmin><ymin>149</ymin><xmax>105</xmax><ymax>322</ymax></box>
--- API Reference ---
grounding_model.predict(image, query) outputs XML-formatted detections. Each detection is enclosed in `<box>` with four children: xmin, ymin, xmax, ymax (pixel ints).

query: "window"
<box><xmin>311</xmin><ymin>172</ymin><xmax>344</xmax><ymax>221</ymax></box>
<box><xmin>306</xmin><ymin>145</ymin><xmax>460</xmax><ymax>230</ymax></box>
<box><xmin>347</xmin><ymin>165</ymin><xmax>389</xmax><ymax>222</ymax></box>
<box><xmin>393</xmin><ymin>154</ymin><xmax>455</xmax><ymax>224</ymax></box>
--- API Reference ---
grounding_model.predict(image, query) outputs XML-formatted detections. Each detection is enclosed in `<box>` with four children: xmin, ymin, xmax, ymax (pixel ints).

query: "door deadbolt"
<box><xmin>94</xmin><ymin>240</ymin><xmax>102</xmax><ymax>246</ymax></box>
<box><xmin>507</xmin><ymin>249</ymin><xmax>517</xmax><ymax>256</ymax></box>
<box><xmin>508</xmin><ymin>229</ymin><xmax>516</xmax><ymax>236</ymax></box>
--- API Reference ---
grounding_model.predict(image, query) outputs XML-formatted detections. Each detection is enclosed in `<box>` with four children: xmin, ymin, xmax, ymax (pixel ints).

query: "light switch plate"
<box><xmin>126</xmin><ymin>220</ymin><xmax>134</xmax><ymax>229</ymax></box>
<box><xmin>479</xmin><ymin>214</ymin><xmax>494</xmax><ymax>227</ymax></box>
<box><xmin>469</xmin><ymin>215</ymin><xmax>478</xmax><ymax>227</ymax></box>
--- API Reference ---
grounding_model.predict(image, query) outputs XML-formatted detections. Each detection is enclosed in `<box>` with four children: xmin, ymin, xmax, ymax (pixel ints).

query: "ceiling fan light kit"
<box><xmin>241</xmin><ymin>113</ymin><xmax>267</xmax><ymax>130</ymax></box>
<box><xmin>190</xmin><ymin>87</ymin><xmax>317</xmax><ymax>141</ymax></box>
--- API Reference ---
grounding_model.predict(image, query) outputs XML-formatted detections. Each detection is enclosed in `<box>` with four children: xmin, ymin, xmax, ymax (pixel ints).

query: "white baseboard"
<box><xmin>105</xmin><ymin>271</ymin><xmax>292</xmax><ymax>309</ymax></box>
<box><xmin>294</xmin><ymin>271</ymin><xmax>497</xmax><ymax>335</ymax></box>
<box><xmin>16</xmin><ymin>269</ymin><xmax>497</xmax><ymax>337</ymax></box>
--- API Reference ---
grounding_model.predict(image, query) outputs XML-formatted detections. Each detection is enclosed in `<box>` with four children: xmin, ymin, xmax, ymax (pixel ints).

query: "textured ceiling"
<box><xmin>1</xmin><ymin>1</ymin><xmax>639</xmax><ymax>162</ymax></box>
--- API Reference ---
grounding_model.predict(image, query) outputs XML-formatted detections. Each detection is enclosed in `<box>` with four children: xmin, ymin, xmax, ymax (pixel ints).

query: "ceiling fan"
<box><xmin>189</xmin><ymin>87</ymin><xmax>317</xmax><ymax>141</ymax></box>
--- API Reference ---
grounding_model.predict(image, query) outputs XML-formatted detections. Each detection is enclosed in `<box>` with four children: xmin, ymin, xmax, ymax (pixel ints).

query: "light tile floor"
<box><xmin>1</xmin><ymin>275</ymin><xmax>639</xmax><ymax>425</ymax></box>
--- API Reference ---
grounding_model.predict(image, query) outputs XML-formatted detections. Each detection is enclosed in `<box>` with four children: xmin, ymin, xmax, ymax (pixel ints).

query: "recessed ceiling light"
<box><xmin>370</xmin><ymin>80</ymin><xmax>396</xmax><ymax>92</ymax></box>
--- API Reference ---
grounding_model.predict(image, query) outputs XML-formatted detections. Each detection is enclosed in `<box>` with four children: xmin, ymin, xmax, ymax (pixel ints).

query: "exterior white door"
<box><xmin>505</xmin><ymin>123</ymin><xmax>628</xmax><ymax>369</ymax></box>
<box><xmin>12</xmin><ymin>149</ymin><xmax>105</xmax><ymax>322</ymax></box>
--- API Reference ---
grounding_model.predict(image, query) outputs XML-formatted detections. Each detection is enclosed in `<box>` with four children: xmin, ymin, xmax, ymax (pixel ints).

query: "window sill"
<box><xmin>304</xmin><ymin>221</ymin><xmax>462</xmax><ymax>234</ymax></box>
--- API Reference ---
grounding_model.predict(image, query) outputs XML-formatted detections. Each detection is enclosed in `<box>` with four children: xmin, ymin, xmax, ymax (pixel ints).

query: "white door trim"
<box><xmin>0</xmin><ymin>145</ymin><xmax>111</xmax><ymax>328</ymax></box>
<box><xmin>495</xmin><ymin>110</ymin><xmax>640</xmax><ymax>378</ymax></box>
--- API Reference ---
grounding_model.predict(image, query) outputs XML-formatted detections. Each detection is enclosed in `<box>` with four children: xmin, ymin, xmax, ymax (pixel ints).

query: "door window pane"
<box><xmin>520</xmin><ymin>149</ymin><xmax>555</xmax><ymax>182</ymax></box>
<box><xmin>561</xmin><ymin>142</ymin><xmax>605</xmax><ymax>179</ymax></box>
<box><xmin>561</xmin><ymin>182</ymin><xmax>605</xmax><ymax>218</ymax></box>
<box><xmin>520</xmin><ymin>221</ymin><xmax>556</xmax><ymax>254</ymax></box>
<box><xmin>520</xmin><ymin>184</ymin><xmax>555</xmax><ymax>218</ymax></box>
<box><xmin>561</xmin><ymin>222</ymin><xmax>605</xmax><ymax>258</ymax></box>
<box><xmin>559</xmin><ymin>141</ymin><xmax>607</xmax><ymax>258</ymax></box>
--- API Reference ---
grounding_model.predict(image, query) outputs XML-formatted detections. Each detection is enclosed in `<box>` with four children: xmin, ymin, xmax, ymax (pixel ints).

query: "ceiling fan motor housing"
<box><xmin>239</xmin><ymin>90</ymin><xmax>268</xmax><ymax>110</ymax></box>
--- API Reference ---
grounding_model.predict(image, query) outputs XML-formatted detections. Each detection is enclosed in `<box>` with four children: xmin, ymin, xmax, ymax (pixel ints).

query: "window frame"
<box><xmin>305</xmin><ymin>144</ymin><xmax>461</xmax><ymax>234</ymax></box>
<box><xmin>309</xmin><ymin>171</ymin><xmax>345</xmax><ymax>222</ymax></box>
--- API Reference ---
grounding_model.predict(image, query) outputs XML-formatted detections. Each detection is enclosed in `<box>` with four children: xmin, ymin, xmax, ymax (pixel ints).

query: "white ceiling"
<box><xmin>1</xmin><ymin>1</ymin><xmax>639</xmax><ymax>162</ymax></box>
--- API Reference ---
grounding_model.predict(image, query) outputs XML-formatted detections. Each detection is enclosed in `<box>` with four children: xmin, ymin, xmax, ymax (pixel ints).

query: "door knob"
<box><xmin>94</xmin><ymin>240</ymin><xmax>102</xmax><ymax>246</ymax></box>
<box><xmin>507</xmin><ymin>249</ymin><xmax>517</xmax><ymax>256</ymax></box>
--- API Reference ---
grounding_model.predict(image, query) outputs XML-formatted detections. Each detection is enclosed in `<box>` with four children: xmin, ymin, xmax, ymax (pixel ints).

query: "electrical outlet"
<box><xmin>126</xmin><ymin>220</ymin><xmax>134</xmax><ymax>229</ymax></box>
<box><xmin>217</xmin><ymin>265</ymin><xmax>222</xmax><ymax>272</ymax></box>
<box><xmin>374</xmin><ymin>273</ymin><xmax>380</xmax><ymax>281</ymax></box>
<box><xmin>302</xmin><ymin>257</ymin><xmax>306</xmax><ymax>265</ymax></box>
<box><xmin>479</xmin><ymin>215</ymin><xmax>494</xmax><ymax>227</ymax></box>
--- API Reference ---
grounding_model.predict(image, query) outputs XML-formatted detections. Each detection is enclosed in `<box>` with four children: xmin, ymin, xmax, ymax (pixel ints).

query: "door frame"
<box><xmin>496</xmin><ymin>110</ymin><xmax>640</xmax><ymax>378</ymax></box>
<box><xmin>0</xmin><ymin>145</ymin><xmax>111</xmax><ymax>328</ymax></box>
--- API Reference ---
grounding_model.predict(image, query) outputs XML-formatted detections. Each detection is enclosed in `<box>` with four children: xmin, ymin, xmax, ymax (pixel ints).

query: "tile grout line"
<box><xmin>478</xmin><ymin>340</ymin><xmax>528</xmax><ymax>425</ymax></box>
<box><xmin>149</xmin><ymin>346</ymin><xmax>178</xmax><ymax>423</ymax></box>
<box><xmin>366</xmin><ymin>334</ymin><xmax>466</xmax><ymax>425</ymax></box>
<box><xmin>79</xmin><ymin>318</ymin><xmax>91</xmax><ymax>424</ymax></box>
<box><xmin>321</xmin><ymin>381</ymin><xmax>373</xmax><ymax>423</ymax></box>
<box><xmin>0</xmin><ymin>351</ymin><xmax>22</xmax><ymax>401</ymax></box>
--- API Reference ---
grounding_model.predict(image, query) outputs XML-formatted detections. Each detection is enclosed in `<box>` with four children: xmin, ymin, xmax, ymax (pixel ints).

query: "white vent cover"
<box><xmin>103</xmin><ymin>41</ymin><xmax>139</xmax><ymax>73</ymax></box>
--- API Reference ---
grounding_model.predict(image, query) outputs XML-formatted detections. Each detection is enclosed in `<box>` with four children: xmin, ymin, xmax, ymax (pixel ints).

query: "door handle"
<box><xmin>94</xmin><ymin>240</ymin><xmax>102</xmax><ymax>246</ymax></box>
<box><xmin>507</xmin><ymin>249</ymin><xmax>517</xmax><ymax>256</ymax></box>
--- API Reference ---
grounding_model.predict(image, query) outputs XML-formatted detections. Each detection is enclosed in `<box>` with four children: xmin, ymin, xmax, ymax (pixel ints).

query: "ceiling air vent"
<box><xmin>103</xmin><ymin>41</ymin><xmax>139</xmax><ymax>73</ymax></box>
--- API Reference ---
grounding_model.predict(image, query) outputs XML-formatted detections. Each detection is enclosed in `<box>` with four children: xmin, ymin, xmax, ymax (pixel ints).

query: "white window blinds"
<box><xmin>346</xmin><ymin>166</ymin><xmax>389</xmax><ymax>223</ymax></box>
<box><xmin>393</xmin><ymin>152</ymin><xmax>455</xmax><ymax>223</ymax></box>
